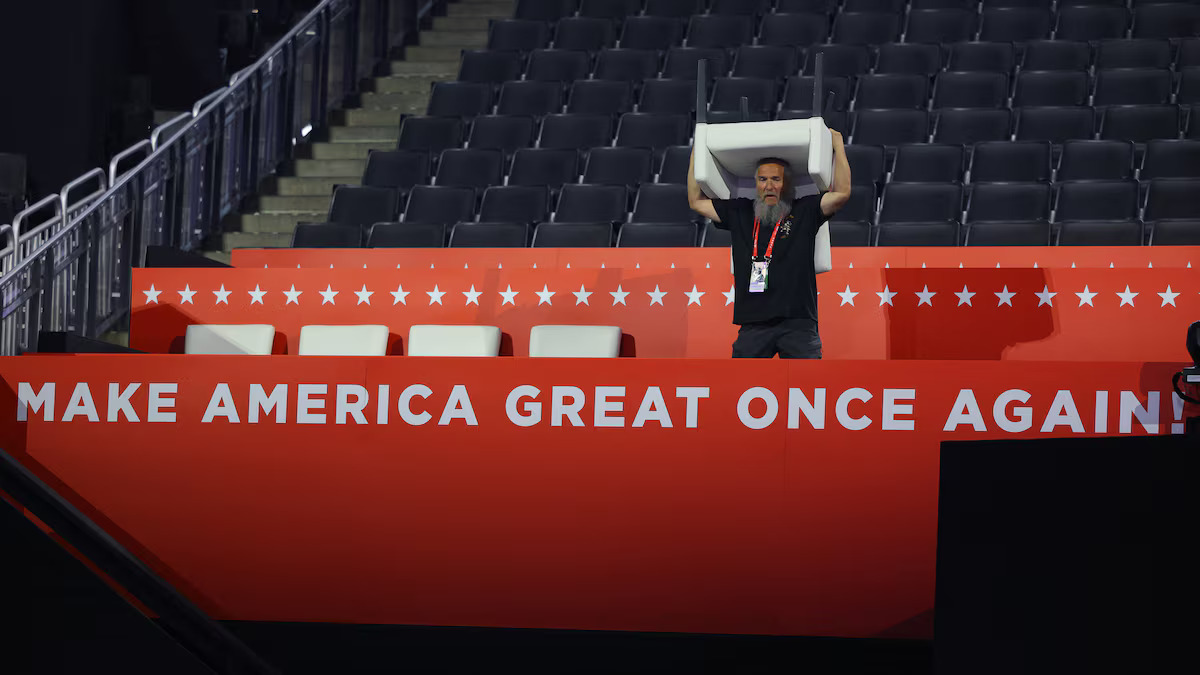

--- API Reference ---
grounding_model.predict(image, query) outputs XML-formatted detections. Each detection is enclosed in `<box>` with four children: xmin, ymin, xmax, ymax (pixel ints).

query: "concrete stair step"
<box><xmin>201</xmin><ymin>251</ymin><xmax>233</xmax><ymax>265</ymax></box>
<box><xmin>447</xmin><ymin>1</ymin><xmax>514</xmax><ymax>18</ymax></box>
<box><xmin>375</xmin><ymin>73</ymin><xmax>442</xmax><ymax>92</ymax></box>
<box><xmin>419</xmin><ymin>31</ymin><xmax>487</xmax><ymax>48</ymax></box>
<box><xmin>101</xmin><ymin>331</ymin><xmax>131</xmax><ymax>347</ymax></box>
<box><xmin>329</xmin><ymin>125</ymin><xmax>400</xmax><ymax>142</ymax></box>
<box><xmin>274</xmin><ymin>176</ymin><xmax>359</xmax><ymax>196</ymax></box>
<box><xmin>303</xmin><ymin>141</ymin><xmax>395</xmax><ymax>160</ymax></box>
<box><xmin>344</xmin><ymin>108</ymin><xmax>408</xmax><ymax>126</ymax></box>
<box><xmin>258</xmin><ymin>195</ymin><xmax>333</xmax><ymax>213</ymax></box>
<box><xmin>433</xmin><ymin>15</ymin><xmax>491</xmax><ymax>31</ymax></box>
<box><xmin>225</xmin><ymin>232</ymin><xmax>294</xmax><ymax>250</ymax></box>
<box><xmin>405</xmin><ymin>46</ymin><xmax>464</xmax><ymax>62</ymax></box>
<box><xmin>361</xmin><ymin>90</ymin><xmax>435</xmax><ymax>110</ymax></box>
<box><xmin>388</xmin><ymin>61</ymin><xmax>459</xmax><ymax>76</ymax></box>
<box><xmin>240</xmin><ymin>212</ymin><xmax>327</xmax><ymax>233</ymax></box>
<box><xmin>293</xmin><ymin>158</ymin><xmax>367</xmax><ymax>178</ymax></box>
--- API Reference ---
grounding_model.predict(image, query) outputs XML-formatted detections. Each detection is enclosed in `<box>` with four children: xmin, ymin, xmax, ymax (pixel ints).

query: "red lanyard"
<box><xmin>751</xmin><ymin>217</ymin><xmax>784</xmax><ymax>261</ymax></box>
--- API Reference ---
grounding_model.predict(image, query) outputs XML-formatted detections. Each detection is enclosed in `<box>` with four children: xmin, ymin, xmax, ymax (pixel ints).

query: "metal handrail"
<box><xmin>149</xmin><ymin>112</ymin><xmax>194</xmax><ymax>150</ymax></box>
<box><xmin>60</xmin><ymin>168</ymin><xmax>108</xmax><ymax>223</ymax></box>
<box><xmin>11</xmin><ymin>194</ymin><xmax>62</xmax><ymax>244</ymax></box>
<box><xmin>192</xmin><ymin>87</ymin><xmax>229</xmax><ymax>117</ymax></box>
<box><xmin>108</xmin><ymin>140</ymin><xmax>152</xmax><ymax>185</ymax></box>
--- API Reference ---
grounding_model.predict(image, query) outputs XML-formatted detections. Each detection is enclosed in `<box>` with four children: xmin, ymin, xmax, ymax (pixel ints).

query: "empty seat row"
<box><xmin>831</xmin><ymin>218</ymin><xmax>1200</xmax><ymax>247</ymax></box>
<box><xmin>292</xmin><ymin>220</ymin><xmax>703</xmax><ymax>248</ymax></box>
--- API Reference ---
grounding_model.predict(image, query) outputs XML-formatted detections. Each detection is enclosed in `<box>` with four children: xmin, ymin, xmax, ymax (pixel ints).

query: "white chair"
<box><xmin>299</xmin><ymin>325</ymin><xmax>390</xmax><ymax>356</ymax></box>
<box><xmin>407</xmin><ymin>325</ymin><xmax>501</xmax><ymax>357</ymax></box>
<box><xmin>529</xmin><ymin>325</ymin><xmax>621</xmax><ymax>358</ymax></box>
<box><xmin>184</xmin><ymin>324</ymin><xmax>275</xmax><ymax>355</ymax></box>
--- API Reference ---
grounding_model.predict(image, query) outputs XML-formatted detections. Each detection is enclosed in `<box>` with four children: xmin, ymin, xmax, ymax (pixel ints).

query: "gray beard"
<box><xmin>753</xmin><ymin>197</ymin><xmax>792</xmax><ymax>224</ymax></box>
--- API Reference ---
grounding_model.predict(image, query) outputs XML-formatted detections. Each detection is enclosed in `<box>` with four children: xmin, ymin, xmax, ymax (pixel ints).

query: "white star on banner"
<box><xmin>610</xmin><ymin>285</ymin><xmax>629</xmax><ymax>306</ymax></box>
<box><xmin>1158</xmin><ymin>285</ymin><xmax>1180</xmax><ymax>307</ymax></box>
<box><xmin>955</xmin><ymin>285</ymin><xmax>975</xmax><ymax>307</ymax></box>
<box><xmin>647</xmin><ymin>285</ymin><xmax>667</xmax><ymax>306</ymax></box>
<box><xmin>573</xmin><ymin>284</ymin><xmax>592</xmax><ymax>306</ymax></box>
<box><xmin>319</xmin><ymin>284</ymin><xmax>339</xmax><ymax>305</ymax></box>
<box><xmin>427</xmin><ymin>285</ymin><xmax>445</xmax><ymax>305</ymax></box>
<box><xmin>915</xmin><ymin>285</ymin><xmax>936</xmax><ymax>307</ymax></box>
<box><xmin>723</xmin><ymin>284</ymin><xmax>735</xmax><ymax>306</ymax></box>
<box><xmin>499</xmin><ymin>285</ymin><xmax>519</xmax><ymax>306</ymax></box>
<box><xmin>877</xmin><ymin>285</ymin><xmax>897</xmax><ymax>306</ymax></box>
<box><xmin>837</xmin><ymin>284</ymin><xmax>858</xmax><ymax>307</ymax></box>
<box><xmin>685</xmin><ymin>285</ymin><xmax>705</xmax><ymax>306</ymax></box>
<box><xmin>248</xmin><ymin>285</ymin><xmax>266</xmax><ymax>305</ymax></box>
<box><xmin>463</xmin><ymin>285</ymin><xmax>481</xmax><ymax>306</ymax></box>
<box><xmin>1076</xmin><ymin>285</ymin><xmax>1097</xmax><ymax>307</ymax></box>
<box><xmin>143</xmin><ymin>284</ymin><xmax>162</xmax><ymax>304</ymax></box>
<box><xmin>178</xmin><ymin>284</ymin><xmax>196</xmax><ymax>304</ymax></box>
<box><xmin>1116</xmin><ymin>285</ymin><xmax>1138</xmax><ymax>308</ymax></box>
<box><xmin>213</xmin><ymin>285</ymin><xmax>231</xmax><ymax>305</ymax></box>
<box><xmin>536</xmin><ymin>284</ymin><xmax>556</xmax><ymax>306</ymax></box>
<box><xmin>355</xmin><ymin>285</ymin><xmax>374</xmax><ymax>305</ymax></box>
<box><xmin>391</xmin><ymin>284</ymin><xmax>409</xmax><ymax>305</ymax></box>
<box><xmin>283</xmin><ymin>284</ymin><xmax>302</xmax><ymax>305</ymax></box>
<box><xmin>994</xmin><ymin>286</ymin><xmax>1015</xmax><ymax>307</ymax></box>
<box><xmin>1035</xmin><ymin>285</ymin><xmax>1056</xmax><ymax>307</ymax></box>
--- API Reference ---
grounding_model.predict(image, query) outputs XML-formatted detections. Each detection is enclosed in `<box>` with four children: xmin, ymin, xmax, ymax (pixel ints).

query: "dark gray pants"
<box><xmin>732</xmin><ymin>318</ymin><xmax>822</xmax><ymax>359</ymax></box>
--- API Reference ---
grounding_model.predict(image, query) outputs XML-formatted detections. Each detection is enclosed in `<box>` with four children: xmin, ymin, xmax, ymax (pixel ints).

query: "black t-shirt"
<box><xmin>713</xmin><ymin>195</ymin><xmax>824</xmax><ymax>326</ymax></box>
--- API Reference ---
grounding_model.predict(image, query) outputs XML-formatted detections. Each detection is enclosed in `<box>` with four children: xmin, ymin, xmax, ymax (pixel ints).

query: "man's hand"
<box><xmin>820</xmin><ymin>128</ymin><xmax>852</xmax><ymax>218</ymax></box>
<box><xmin>687</xmin><ymin>146</ymin><xmax>720</xmax><ymax>222</ymax></box>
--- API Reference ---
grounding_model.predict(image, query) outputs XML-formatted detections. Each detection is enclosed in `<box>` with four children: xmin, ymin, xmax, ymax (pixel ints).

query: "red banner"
<box><xmin>230</xmin><ymin>246</ymin><xmax>1200</xmax><ymax>271</ymax></box>
<box><xmin>0</xmin><ymin>356</ymin><xmax>1193</xmax><ymax>638</ymax></box>
<box><xmin>133</xmin><ymin>267</ymin><xmax>1200</xmax><ymax>361</ymax></box>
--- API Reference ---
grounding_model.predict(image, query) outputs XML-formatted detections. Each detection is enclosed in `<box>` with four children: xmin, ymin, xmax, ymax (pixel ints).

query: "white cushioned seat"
<box><xmin>184</xmin><ymin>324</ymin><xmax>275</xmax><ymax>355</ymax></box>
<box><xmin>299</xmin><ymin>324</ymin><xmax>390</xmax><ymax>356</ymax></box>
<box><xmin>529</xmin><ymin>325</ymin><xmax>621</xmax><ymax>358</ymax></box>
<box><xmin>407</xmin><ymin>325</ymin><xmax>501</xmax><ymax>357</ymax></box>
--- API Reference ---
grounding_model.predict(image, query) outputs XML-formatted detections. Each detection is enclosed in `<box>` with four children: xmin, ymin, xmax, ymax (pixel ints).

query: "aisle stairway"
<box><xmin>213</xmin><ymin>0</ymin><xmax>512</xmax><ymax>261</ymax></box>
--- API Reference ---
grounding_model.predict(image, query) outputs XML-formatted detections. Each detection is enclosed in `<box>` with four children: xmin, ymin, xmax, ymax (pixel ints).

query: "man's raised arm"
<box><xmin>820</xmin><ymin>129</ymin><xmax>851</xmax><ymax>217</ymax></box>
<box><xmin>687</xmin><ymin>146</ymin><xmax>720</xmax><ymax>222</ymax></box>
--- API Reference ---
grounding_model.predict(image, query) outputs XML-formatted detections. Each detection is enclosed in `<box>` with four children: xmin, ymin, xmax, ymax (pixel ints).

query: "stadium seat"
<box><xmin>906</xmin><ymin>9</ymin><xmax>979</xmax><ymax>44</ymax></box>
<box><xmin>479</xmin><ymin>186</ymin><xmax>550</xmax><ymax>223</ymax></box>
<box><xmin>532</xmin><ymin>222</ymin><xmax>614</xmax><ymax>247</ymax></box>
<box><xmin>525</xmin><ymin>49</ymin><xmax>591</xmax><ymax>82</ymax></box>
<box><xmin>880</xmin><ymin>183</ymin><xmax>962</xmax><ymax>224</ymax></box>
<box><xmin>362</xmin><ymin>150</ymin><xmax>429</xmax><ymax>192</ymax></box>
<box><xmin>449</xmin><ymin>222</ymin><xmax>530</xmax><ymax>247</ymax></box>
<box><xmin>1056</xmin><ymin>140</ymin><xmax>1134</xmax><ymax>181</ymax></box>
<box><xmin>458</xmin><ymin>50</ymin><xmax>523</xmax><ymax>84</ymax></box>
<box><xmin>1150</xmin><ymin>220</ymin><xmax>1200</xmax><ymax>245</ymax></box>
<box><xmin>970</xmin><ymin>141</ymin><xmax>1052</xmax><ymax>182</ymax></box>
<box><xmin>487</xmin><ymin>19</ymin><xmax>552</xmax><ymax>51</ymax></box>
<box><xmin>1013</xmin><ymin>71</ymin><xmax>1090</xmax><ymax>107</ymax></box>
<box><xmin>933</xmin><ymin>72</ymin><xmax>1009</xmax><ymax>109</ymax></box>
<box><xmin>1021</xmin><ymin>40</ymin><xmax>1092</xmax><ymax>72</ymax></box>
<box><xmin>1144</xmin><ymin>178</ymin><xmax>1200</xmax><ymax>220</ymax></box>
<box><xmin>619</xmin><ymin>17</ymin><xmax>686</xmax><ymax>51</ymax></box>
<box><xmin>615</xmin><ymin>113</ymin><xmax>691</xmax><ymax>149</ymax></box>
<box><xmin>852</xmin><ymin>109</ymin><xmax>930</xmax><ymax>146</ymax></box>
<box><xmin>1132</xmin><ymin>3</ymin><xmax>1200</xmax><ymax>40</ymax></box>
<box><xmin>292</xmin><ymin>222</ymin><xmax>364</xmax><ymax>247</ymax></box>
<box><xmin>397</xmin><ymin>116</ymin><xmax>463</xmax><ymax>153</ymax></box>
<box><xmin>701</xmin><ymin>222</ymin><xmax>733</xmax><ymax>247</ymax></box>
<box><xmin>554</xmin><ymin>16</ymin><xmax>617</xmax><ymax>51</ymax></box>
<box><xmin>538</xmin><ymin>114</ymin><xmax>614</xmax><ymax>150</ymax></box>
<box><xmin>1055</xmin><ymin>180</ymin><xmax>1139</xmax><ymax>221</ymax></box>
<box><xmin>803</xmin><ymin>44</ymin><xmax>872</xmax><ymax>79</ymax></box>
<box><xmin>978</xmin><ymin>7</ymin><xmax>1053</xmax><ymax>42</ymax></box>
<box><xmin>1189</xmin><ymin>105</ymin><xmax>1200</xmax><ymax>139</ymax></box>
<box><xmin>1178</xmin><ymin>69</ymin><xmax>1200</xmax><ymax>105</ymax></box>
<box><xmin>1015</xmin><ymin>106</ymin><xmax>1096</xmax><ymax>143</ymax></box>
<box><xmin>933</xmin><ymin>108</ymin><xmax>1012</xmax><ymax>144</ymax></box>
<box><xmin>583</xmin><ymin>147</ymin><xmax>653</xmax><ymax>186</ymax></box>
<box><xmin>711</xmin><ymin>77</ymin><xmax>779</xmax><ymax>114</ymax></box>
<box><xmin>1056</xmin><ymin>220</ymin><xmax>1144</xmax><ymax>246</ymax></box>
<box><xmin>875</xmin><ymin>222</ymin><xmax>960</xmax><ymax>246</ymax></box>
<box><xmin>639</xmin><ymin>78</ymin><xmax>700</xmax><ymax>115</ymax></box>
<box><xmin>830</xmin><ymin>221</ymin><xmax>873</xmax><ymax>246</ymax></box>
<box><xmin>782</xmin><ymin>76</ymin><xmax>851</xmax><ymax>112</ymax></box>
<box><xmin>185</xmin><ymin>325</ymin><xmax>275</xmax><ymax>356</ymax></box>
<box><xmin>427</xmin><ymin>82</ymin><xmax>494</xmax><ymax>117</ymax></box>
<box><xmin>466</xmin><ymin>115</ymin><xmax>536</xmax><ymax>154</ymax></box>
<box><xmin>617</xmin><ymin>222</ymin><xmax>699</xmax><ymax>246</ymax></box>
<box><xmin>329</xmin><ymin>186</ymin><xmax>400</xmax><ymax>228</ymax></box>
<box><xmin>508</xmin><ymin>148</ymin><xmax>580</xmax><ymax>189</ymax></box>
<box><xmin>732</xmin><ymin>46</ymin><xmax>802</xmax><ymax>79</ymax></box>
<box><xmin>844</xmin><ymin>0</ymin><xmax>906</xmax><ymax>11</ymax></box>
<box><xmin>775</xmin><ymin>0</ymin><xmax>836</xmax><ymax>13</ymax></box>
<box><xmin>403</xmin><ymin>185</ymin><xmax>476</xmax><ymax>224</ymax></box>
<box><xmin>555</xmin><ymin>184</ymin><xmax>629</xmax><ymax>222</ymax></box>
<box><xmin>658</xmin><ymin>146</ymin><xmax>692</xmax><ymax>183</ymax></box>
<box><xmin>946</xmin><ymin>41</ymin><xmax>1015</xmax><ymax>74</ymax></box>
<box><xmin>1178</xmin><ymin>38</ymin><xmax>1200</xmax><ymax>69</ymax></box>
<box><xmin>856</xmin><ymin>74</ymin><xmax>930</xmax><ymax>110</ymax></box>
<box><xmin>912</xmin><ymin>0</ymin><xmax>978</xmax><ymax>9</ymax></box>
<box><xmin>407</xmin><ymin>325</ymin><xmax>502</xmax><ymax>357</ymax></box>
<box><xmin>632</xmin><ymin>184</ymin><xmax>694</xmax><ymax>222</ymax></box>
<box><xmin>966</xmin><ymin>182</ymin><xmax>1052</xmax><ymax>222</ymax></box>
<box><xmin>579</xmin><ymin>0</ymin><xmax>642</xmax><ymax>20</ymax></box>
<box><xmin>832</xmin><ymin>12</ymin><xmax>901</xmax><ymax>45</ymax></box>
<box><xmin>1095</xmin><ymin>39</ymin><xmax>1172</xmax><ymax>69</ymax></box>
<box><xmin>516</xmin><ymin>0</ymin><xmax>576</xmax><ymax>21</ymax></box>
<box><xmin>758</xmin><ymin>13</ymin><xmax>831</xmax><ymax>48</ymax></box>
<box><xmin>367</xmin><ymin>222</ymin><xmax>446</xmax><ymax>248</ymax></box>
<box><xmin>1093</xmin><ymin>68</ymin><xmax>1172</xmax><ymax>106</ymax></box>
<box><xmin>663</xmin><ymin>47</ymin><xmax>731</xmax><ymax>79</ymax></box>
<box><xmin>964</xmin><ymin>220</ymin><xmax>1052</xmax><ymax>246</ymax></box>
<box><xmin>567</xmin><ymin>81</ymin><xmax>634</xmax><ymax>117</ymax></box>
<box><xmin>298</xmin><ymin>325</ymin><xmax>389</xmax><ymax>357</ymax></box>
<box><xmin>893</xmin><ymin>144</ymin><xmax>965</xmax><ymax>183</ymax></box>
<box><xmin>777</xmin><ymin>109</ymin><xmax>850</xmax><ymax>133</ymax></box>
<box><xmin>497</xmin><ymin>81</ymin><xmax>563</xmax><ymax>116</ymax></box>
<box><xmin>592</xmin><ymin>49</ymin><xmax>661</xmax><ymax>83</ymax></box>
<box><xmin>687</xmin><ymin>15</ymin><xmax>754</xmax><ymax>49</ymax></box>
<box><xmin>529</xmin><ymin>326</ymin><xmax>622</xmax><ymax>358</ymax></box>
<box><xmin>435</xmin><ymin>149</ymin><xmax>504</xmax><ymax>190</ymax></box>
<box><xmin>875</xmin><ymin>43</ymin><xmax>943</xmax><ymax>76</ymax></box>
<box><xmin>1100</xmin><ymin>105</ymin><xmax>1180</xmax><ymax>143</ymax></box>
<box><xmin>834</xmin><ymin>184</ymin><xmax>878</xmax><ymax>223</ymax></box>
<box><xmin>1141</xmin><ymin>139</ymin><xmax>1200</xmax><ymax>179</ymax></box>
<box><xmin>1056</xmin><ymin>6</ymin><xmax>1131</xmax><ymax>42</ymax></box>
<box><xmin>845</xmin><ymin>144</ymin><xmax>886</xmax><ymax>186</ymax></box>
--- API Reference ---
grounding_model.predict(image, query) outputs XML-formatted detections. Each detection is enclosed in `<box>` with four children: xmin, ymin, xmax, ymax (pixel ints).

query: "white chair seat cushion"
<box><xmin>407</xmin><ymin>325</ymin><xmax>501</xmax><ymax>357</ymax></box>
<box><xmin>299</xmin><ymin>325</ymin><xmax>390</xmax><ymax>356</ymax></box>
<box><xmin>529</xmin><ymin>325</ymin><xmax>621</xmax><ymax>358</ymax></box>
<box><xmin>185</xmin><ymin>324</ymin><xmax>275</xmax><ymax>355</ymax></box>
